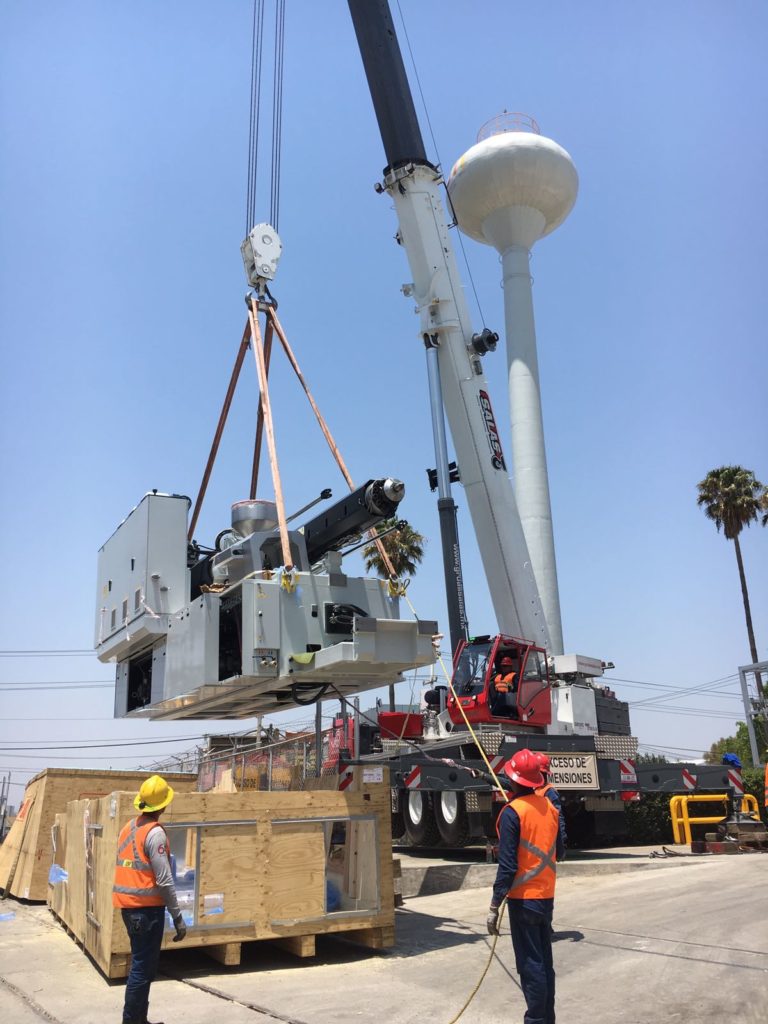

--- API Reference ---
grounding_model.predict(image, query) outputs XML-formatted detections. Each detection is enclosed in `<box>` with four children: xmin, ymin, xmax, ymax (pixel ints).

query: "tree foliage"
<box><xmin>362</xmin><ymin>518</ymin><xmax>425</xmax><ymax>579</ymax></box>
<box><xmin>696</xmin><ymin>465</ymin><xmax>767</xmax><ymax>680</ymax></box>
<box><xmin>703</xmin><ymin>721</ymin><xmax>766</xmax><ymax>768</ymax></box>
<box><xmin>696</xmin><ymin>465</ymin><xmax>766</xmax><ymax>540</ymax></box>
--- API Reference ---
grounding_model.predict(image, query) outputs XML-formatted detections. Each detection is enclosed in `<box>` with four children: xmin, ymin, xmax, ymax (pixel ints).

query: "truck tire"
<box><xmin>434</xmin><ymin>791</ymin><xmax>471</xmax><ymax>847</ymax></box>
<box><xmin>403</xmin><ymin>790</ymin><xmax>440</xmax><ymax>847</ymax></box>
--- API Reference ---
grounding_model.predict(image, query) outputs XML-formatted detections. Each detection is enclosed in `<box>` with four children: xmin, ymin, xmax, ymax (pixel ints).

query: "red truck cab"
<box><xmin>447</xmin><ymin>635</ymin><xmax>552</xmax><ymax>728</ymax></box>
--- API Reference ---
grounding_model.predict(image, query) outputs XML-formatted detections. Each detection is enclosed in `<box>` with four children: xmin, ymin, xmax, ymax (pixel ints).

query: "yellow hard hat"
<box><xmin>134</xmin><ymin>775</ymin><xmax>174</xmax><ymax>813</ymax></box>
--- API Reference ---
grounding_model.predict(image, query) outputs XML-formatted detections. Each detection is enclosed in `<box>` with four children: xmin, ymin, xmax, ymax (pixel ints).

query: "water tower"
<box><xmin>447</xmin><ymin>114</ymin><xmax>578</xmax><ymax>655</ymax></box>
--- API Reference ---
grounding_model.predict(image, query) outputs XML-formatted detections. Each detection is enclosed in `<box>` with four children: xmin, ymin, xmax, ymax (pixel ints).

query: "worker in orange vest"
<box><xmin>113</xmin><ymin>775</ymin><xmax>186</xmax><ymax>1024</ymax></box>
<box><xmin>487</xmin><ymin>749</ymin><xmax>563</xmax><ymax>1024</ymax></box>
<box><xmin>493</xmin><ymin>655</ymin><xmax>517</xmax><ymax>694</ymax></box>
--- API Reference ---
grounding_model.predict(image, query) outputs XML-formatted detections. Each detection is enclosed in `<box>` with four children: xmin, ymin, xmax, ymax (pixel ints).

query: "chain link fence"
<box><xmin>195</xmin><ymin>729</ymin><xmax>347</xmax><ymax>793</ymax></box>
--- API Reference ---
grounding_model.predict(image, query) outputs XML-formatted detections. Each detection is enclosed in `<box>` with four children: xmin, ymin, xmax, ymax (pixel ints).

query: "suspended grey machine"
<box><xmin>96</xmin><ymin>481</ymin><xmax>437</xmax><ymax>720</ymax></box>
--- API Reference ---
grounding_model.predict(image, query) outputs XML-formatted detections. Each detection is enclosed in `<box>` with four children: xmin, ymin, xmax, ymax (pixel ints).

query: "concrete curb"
<box><xmin>399</xmin><ymin>849</ymin><xmax>704</xmax><ymax>898</ymax></box>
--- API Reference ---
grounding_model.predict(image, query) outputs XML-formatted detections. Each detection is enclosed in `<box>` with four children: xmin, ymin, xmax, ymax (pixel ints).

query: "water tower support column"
<box><xmin>501</xmin><ymin>244</ymin><xmax>563</xmax><ymax>655</ymax></box>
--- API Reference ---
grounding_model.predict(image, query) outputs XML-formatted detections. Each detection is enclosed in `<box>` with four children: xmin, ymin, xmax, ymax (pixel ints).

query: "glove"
<box><xmin>172</xmin><ymin>915</ymin><xmax>187</xmax><ymax>942</ymax></box>
<box><xmin>486</xmin><ymin>905</ymin><xmax>500</xmax><ymax>936</ymax></box>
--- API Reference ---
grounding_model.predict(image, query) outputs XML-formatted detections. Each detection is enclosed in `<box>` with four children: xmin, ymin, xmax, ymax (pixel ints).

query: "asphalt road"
<box><xmin>0</xmin><ymin>854</ymin><xmax>765</xmax><ymax>1024</ymax></box>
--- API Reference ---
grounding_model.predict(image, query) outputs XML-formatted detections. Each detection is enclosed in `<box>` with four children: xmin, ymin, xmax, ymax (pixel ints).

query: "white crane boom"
<box><xmin>349</xmin><ymin>0</ymin><xmax>550</xmax><ymax>650</ymax></box>
<box><xmin>386</xmin><ymin>162</ymin><xmax>551</xmax><ymax>650</ymax></box>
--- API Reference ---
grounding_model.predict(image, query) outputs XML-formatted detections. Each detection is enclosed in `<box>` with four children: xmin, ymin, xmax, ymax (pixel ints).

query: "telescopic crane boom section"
<box><xmin>348</xmin><ymin>0</ymin><xmax>552</xmax><ymax>652</ymax></box>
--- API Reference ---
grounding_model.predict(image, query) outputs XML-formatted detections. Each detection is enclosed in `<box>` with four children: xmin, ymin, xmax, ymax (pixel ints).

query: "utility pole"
<box><xmin>738</xmin><ymin>659</ymin><xmax>768</xmax><ymax>766</ymax></box>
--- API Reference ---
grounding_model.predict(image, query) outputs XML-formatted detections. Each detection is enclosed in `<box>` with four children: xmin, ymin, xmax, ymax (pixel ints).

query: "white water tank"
<box><xmin>447</xmin><ymin>114</ymin><xmax>578</xmax><ymax>655</ymax></box>
<box><xmin>447</xmin><ymin>113</ymin><xmax>578</xmax><ymax>251</ymax></box>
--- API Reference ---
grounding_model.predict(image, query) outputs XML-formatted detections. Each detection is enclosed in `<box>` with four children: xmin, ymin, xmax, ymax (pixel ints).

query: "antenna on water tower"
<box><xmin>447</xmin><ymin>113</ymin><xmax>578</xmax><ymax>656</ymax></box>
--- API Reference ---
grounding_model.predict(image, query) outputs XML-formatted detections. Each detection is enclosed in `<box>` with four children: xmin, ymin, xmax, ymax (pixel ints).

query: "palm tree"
<box><xmin>363</xmin><ymin>519</ymin><xmax>425</xmax><ymax>579</ymax></box>
<box><xmin>363</xmin><ymin>519</ymin><xmax>426</xmax><ymax>712</ymax></box>
<box><xmin>696</xmin><ymin>466</ymin><xmax>766</xmax><ymax>676</ymax></box>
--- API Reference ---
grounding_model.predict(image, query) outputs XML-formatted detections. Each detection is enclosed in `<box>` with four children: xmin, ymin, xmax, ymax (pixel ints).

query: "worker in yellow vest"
<box><xmin>113</xmin><ymin>775</ymin><xmax>186</xmax><ymax>1024</ymax></box>
<box><xmin>487</xmin><ymin>748</ymin><xmax>564</xmax><ymax>1024</ymax></box>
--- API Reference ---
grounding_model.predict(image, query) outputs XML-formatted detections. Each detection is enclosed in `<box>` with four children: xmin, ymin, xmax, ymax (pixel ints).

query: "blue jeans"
<box><xmin>121</xmin><ymin>906</ymin><xmax>166</xmax><ymax>1024</ymax></box>
<box><xmin>508</xmin><ymin>903</ymin><xmax>555</xmax><ymax>1024</ymax></box>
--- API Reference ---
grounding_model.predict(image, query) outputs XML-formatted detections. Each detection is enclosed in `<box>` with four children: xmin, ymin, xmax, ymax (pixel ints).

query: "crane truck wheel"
<box><xmin>403</xmin><ymin>790</ymin><xmax>440</xmax><ymax>847</ymax></box>
<box><xmin>434</xmin><ymin>791</ymin><xmax>471</xmax><ymax>847</ymax></box>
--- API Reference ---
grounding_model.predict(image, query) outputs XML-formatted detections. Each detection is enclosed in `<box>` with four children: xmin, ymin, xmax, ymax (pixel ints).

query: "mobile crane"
<box><xmin>342</xmin><ymin>0</ymin><xmax>732</xmax><ymax>846</ymax></box>
<box><xmin>95</xmin><ymin>1</ymin><xmax>735</xmax><ymax>844</ymax></box>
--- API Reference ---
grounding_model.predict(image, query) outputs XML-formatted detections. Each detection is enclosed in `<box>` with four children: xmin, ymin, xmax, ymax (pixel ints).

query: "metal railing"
<box><xmin>477</xmin><ymin>111</ymin><xmax>541</xmax><ymax>142</ymax></box>
<box><xmin>670</xmin><ymin>793</ymin><xmax>760</xmax><ymax>845</ymax></box>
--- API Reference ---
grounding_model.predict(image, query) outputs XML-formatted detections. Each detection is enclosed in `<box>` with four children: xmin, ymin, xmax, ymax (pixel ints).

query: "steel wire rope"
<box><xmin>245</xmin><ymin>0</ymin><xmax>266</xmax><ymax>233</ymax></box>
<box><xmin>394</xmin><ymin>0</ymin><xmax>486</xmax><ymax>329</ymax></box>
<box><xmin>269</xmin><ymin>0</ymin><xmax>286</xmax><ymax>231</ymax></box>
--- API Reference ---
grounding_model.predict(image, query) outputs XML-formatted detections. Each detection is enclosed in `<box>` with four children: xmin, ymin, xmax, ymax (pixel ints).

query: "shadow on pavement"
<box><xmin>158</xmin><ymin>906</ymin><xmax>489</xmax><ymax>980</ymax></box>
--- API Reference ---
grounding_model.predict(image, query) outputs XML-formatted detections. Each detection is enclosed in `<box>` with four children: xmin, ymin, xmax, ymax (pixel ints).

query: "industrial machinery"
<box><xmin>96</xmin><ymin>482</ymin><xmax>437</xmax><ymax>719</ymax></box>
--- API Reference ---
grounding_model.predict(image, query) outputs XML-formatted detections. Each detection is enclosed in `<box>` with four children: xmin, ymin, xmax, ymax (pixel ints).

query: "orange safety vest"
<box><xmin>536</xmin><ymin>782</ymin><xmax>554</xmax><ymax>800</ymax></box>
<box><xmin>494</xmin><ymin>672</ymin><xmax>516</xmax><ymax>694</ymax></box>
<box><xmin>112</xmin><ymin>818</ymin><xmax>167</xmax><ymax>909</ymax></box>
<box><xmin>496</xmin><ymin>794</ymin><xmax>559</xmax><ymax>900</ymax></box>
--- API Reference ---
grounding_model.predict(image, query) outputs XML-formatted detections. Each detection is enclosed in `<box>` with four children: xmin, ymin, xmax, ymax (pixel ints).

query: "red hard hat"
<box><xmin>501</xmin><ymin>749</ymin><xmax>544</xmax><ymax>789</ymax></box>
<box><xmin>534</xmin><ymin>752</ymin><xmax>550</xmax><ymax>772</ymax></box>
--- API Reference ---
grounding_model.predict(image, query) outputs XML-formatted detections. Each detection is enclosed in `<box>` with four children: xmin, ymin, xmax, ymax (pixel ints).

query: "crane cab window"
<box><xmin>453</xmin><ymin>642</ymin><xmax>492</xmax><ymax>697</ymax></box>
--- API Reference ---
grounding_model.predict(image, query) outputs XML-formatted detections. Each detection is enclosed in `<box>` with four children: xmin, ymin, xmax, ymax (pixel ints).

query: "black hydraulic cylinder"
<box><xmin>438</xmin><ymin>497</ymin><xmax>469</xmax><ymax>657</ymax></box>
<box><xmin>347</xmin><ymin>0</ymin><xmax>429</xmax><ymax>170</ymax></box>
<box><xmin>302</xmin><ymin>478</ymin><xmax>403</xmax><ymax>564</ymax></box>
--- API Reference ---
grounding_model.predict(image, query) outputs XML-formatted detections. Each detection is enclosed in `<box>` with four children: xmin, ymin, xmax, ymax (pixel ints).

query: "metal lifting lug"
<box><xmin>470</xmin><ymin>328</ymin><xmax>499</xmax><ymax>356</ymax></box>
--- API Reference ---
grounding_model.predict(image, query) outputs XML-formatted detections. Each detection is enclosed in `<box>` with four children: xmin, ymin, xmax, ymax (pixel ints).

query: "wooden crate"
<box><xmin>0</xmin><ymin>769</ymin><xmax>196</xmax><ymax>902</ymax></box>
<box><xmin>48</xmin><ymin>768</ymin><xmax>394</xmax><ymax>978</ymax></box>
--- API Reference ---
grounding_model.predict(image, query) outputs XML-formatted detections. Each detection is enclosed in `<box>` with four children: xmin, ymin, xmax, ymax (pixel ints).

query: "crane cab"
<box><xmin>447</xmin><ymin>635</ymin><xmax>552</xmax><ymax>729</ymax></box>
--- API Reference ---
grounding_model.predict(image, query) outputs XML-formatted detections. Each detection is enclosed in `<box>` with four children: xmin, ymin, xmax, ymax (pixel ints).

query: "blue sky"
<box><xmin>1</xmin><ymin>1</ymin><xmax>767</xmax><ymax>801</ymax></box>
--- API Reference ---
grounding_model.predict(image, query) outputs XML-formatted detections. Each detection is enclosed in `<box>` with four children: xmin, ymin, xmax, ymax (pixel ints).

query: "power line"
<box><xmin>0</xmin><ymin>683</ymin><xmax>112</xmax><ymax>691</ymax></box>
<box><xmin>0</xmin><ymin>735</ymin><xmax>206</xmax><ymax>752</ymax></box>
<box><xmin>1</xmin><ymin>718</ymin><xmax>117</xmax><ymax>722</ymax></box>
<box><xmin>629</xmin><ymin>677</ymin><xmax>739</xmax><ymax>710</ymax></box>
<box><xmin>638</xmin><ymin>742</ymin><xmax>709</xmax><ymax>754</ymax></box>
<box><xmin>0</xmin><ymin>650</ymin><xmax>95</xmax><ymax>657</ymax></box>
<box><xmin>0</xmin><ymin>752</ymin><xmax>195</xmax><ymax>762</ymax></box>
<box><xmin>0</xmin><ymin>679</ymin><xmax>111</xmax><ymax>686</ymax></box>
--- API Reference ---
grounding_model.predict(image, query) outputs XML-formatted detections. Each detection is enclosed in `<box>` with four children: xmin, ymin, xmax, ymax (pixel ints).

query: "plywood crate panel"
<box><xmin>0</xmin><ymin>769</ymin><xmax>196</xmax><ymax>902</ymax></box>
<box><xmin>48</xmin><ymin>769</ymin><xmax>394</xmax><ymax>978</ymax></box>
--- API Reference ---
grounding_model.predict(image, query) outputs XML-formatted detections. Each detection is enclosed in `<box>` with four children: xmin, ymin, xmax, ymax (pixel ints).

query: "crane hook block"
<box><xmin>241</xmin><ymin>223</ymin><xmax>283</xmax><ymax>290</ymax></box>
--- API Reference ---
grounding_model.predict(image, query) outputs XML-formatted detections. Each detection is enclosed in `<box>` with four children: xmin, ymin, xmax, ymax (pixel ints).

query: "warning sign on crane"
<box><xmin>546</xmin><ymin>754</ymin><xmax>600</xmax><ymax>790</ymax></box>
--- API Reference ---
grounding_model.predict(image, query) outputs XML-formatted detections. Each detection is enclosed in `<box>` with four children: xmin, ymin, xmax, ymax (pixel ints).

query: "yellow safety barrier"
<box><xmin>669</xmin><ymin>793</ymin><xmax>760</xmax><ymax>845</ymax></box>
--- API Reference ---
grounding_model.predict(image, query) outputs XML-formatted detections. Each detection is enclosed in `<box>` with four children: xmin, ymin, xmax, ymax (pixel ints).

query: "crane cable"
<box><xmin>245</xmin><ymin>0</ymin><xmax>265</xmax><ymax>234</ymax></box>
<box><xmin>270</xmin><ymin>0</ymin><xmax>286</xmax><ymax>231</ymax></box>
<box><xmin>245</xmin><ymin>0</ymin><xmax>286</xmax><ymax>235</ymax></box>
